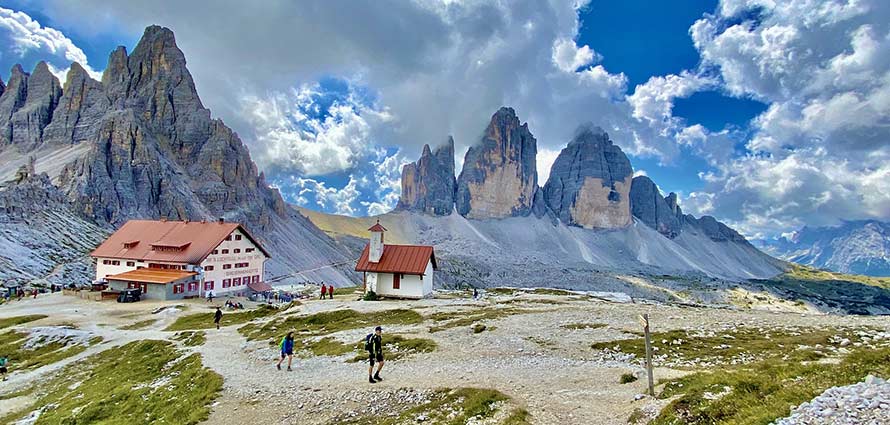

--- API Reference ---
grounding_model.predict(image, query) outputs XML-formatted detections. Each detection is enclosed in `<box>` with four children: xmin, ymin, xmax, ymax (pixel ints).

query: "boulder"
<box><xmin>543</xmin><ymin>125</ymin><xmax>633</xmax><ymax>229</ymax></box>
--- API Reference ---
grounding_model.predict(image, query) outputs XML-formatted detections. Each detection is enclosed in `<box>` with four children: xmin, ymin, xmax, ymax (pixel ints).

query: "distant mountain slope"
<box><xmin>384</xmin><ymin>108</ymin><xmax>783</xmax><ymax>288</ymax></box>
<box><xmin>0</xmin><ymin>26</ymin><xmax>356</xmax><ymax>286</ymax></box>
<box><xmin>756</xmin><ymin>221</ymin><xmax>890</xmax><ymax>277</ymax></box>
<box><xmin>300</xmin><ymin>208</ymin><xmax>783</xmax><ymax>288</ymax></box>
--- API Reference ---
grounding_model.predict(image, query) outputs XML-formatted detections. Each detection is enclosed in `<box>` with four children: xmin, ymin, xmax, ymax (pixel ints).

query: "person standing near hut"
<box><xmin>213</xmin><ymin>307</ymin><xmax>223</xmax><ymax>330</ymax></box>
<box><xmin>365</xmin><ymin>326</ymin><xmax>385</xmax><ymax>383</ymax></box>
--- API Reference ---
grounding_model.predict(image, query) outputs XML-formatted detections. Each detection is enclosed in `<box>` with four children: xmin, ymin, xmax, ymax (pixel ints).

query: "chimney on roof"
<box><xmin>161</xmin><ymin>217</ymin><xmax>167</xmax><ymax>222</ymax></box>
<box><xmin>218</xmin><ymin>217</ymin><xmax>224</xmax><ymax>224</ymax></box>
<box><xmin>201</xmin><ymin>218</ymin><xmax>206</xmax><ymax>223</ymax></box>
<box><xmin>184</xmin><ymin>218</ymin><xmax>190</xmax><ymax>224</ymax></box>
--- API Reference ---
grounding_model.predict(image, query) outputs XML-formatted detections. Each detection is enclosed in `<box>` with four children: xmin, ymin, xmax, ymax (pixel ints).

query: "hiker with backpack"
<box><xmin>277</xmin><ymin>332</ymin><xmax>295</xmax><ymax>371</ymax></box>
<box><xmin>320</xmin><ymin>284</ymin><xmax>327</xmax><ymax>300</ymax></box>
<box><xmin>0</xmin><ymin>354</ymin><xmax>7</xmax><ymax>381</ymax></box>
<box><xmin>365</xmin><ymin>326</ymin><xmax>385</xmax><ymax>383</ymax></box>
<box><xmin>214</xmin><ymin>307</ymin><xmax>223</xmax><ymax>330</ymax></box>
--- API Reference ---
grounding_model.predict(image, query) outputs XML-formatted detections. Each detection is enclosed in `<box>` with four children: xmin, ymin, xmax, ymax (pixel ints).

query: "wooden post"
<box><xmin>639</xmin><ymin>313</ymin><xmax>655</xmax><ymax>396</ymax></box>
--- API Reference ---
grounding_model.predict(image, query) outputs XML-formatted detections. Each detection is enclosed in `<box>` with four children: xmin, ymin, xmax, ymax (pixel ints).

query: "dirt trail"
<box><xmin>1</xmin><ymin>292</ymin><xmax>888</xmax><ymax>424</ymax></box>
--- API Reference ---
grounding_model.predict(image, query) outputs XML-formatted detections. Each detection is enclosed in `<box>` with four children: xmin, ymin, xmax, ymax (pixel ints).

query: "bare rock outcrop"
<box><xmin>543</xmin><ymin>125</ymin><xmax>633</xmax><ymax>229</ymax></box>
<box><xmin>0</xmin><ymin>25</ymin><xmax>355</xmax><ymax>285</ymax></box>
<box><xmin>456</xmin><ymin>107</ymin><xmax>538</xmax><ymax>219</ymax></box>
<box><xmin>629</xmin><ymin>176</ymin><xmax>681</xmax><ymax>237</ymax></box>
<box><xmin>398</xmin><ymin>137</ymin><xmax>456</xmax><ymax>215</ymax></box>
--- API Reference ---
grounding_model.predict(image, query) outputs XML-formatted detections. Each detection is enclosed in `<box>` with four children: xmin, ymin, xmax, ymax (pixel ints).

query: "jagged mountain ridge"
<box><xmin>0</xmin><ymin>26</ymin><xmax>355</xmax><ymax>285</ymax></box>
<box><xmin>392</xmin><ymin>108</ymin><xmax>781</xmax><ymax>282</ymax></box>
<box><xmin>399</xmin><ymin>108</ymin><xmax>761</xmax><ymax>246</ymax></box>
<box><xmin>757</xmin><ymin>221</ymin><xmax>890</xmax><ymax>277</ymax></box>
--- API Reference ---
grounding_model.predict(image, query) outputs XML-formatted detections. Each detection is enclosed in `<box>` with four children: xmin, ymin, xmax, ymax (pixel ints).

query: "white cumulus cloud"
<box><xmin>0</xmin><ymin>7</ymin><xmax>101</xmax><ymax>83</ymax></box>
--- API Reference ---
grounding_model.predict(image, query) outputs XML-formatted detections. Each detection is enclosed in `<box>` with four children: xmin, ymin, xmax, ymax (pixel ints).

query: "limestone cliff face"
<box><xmin>0</xmin><ymin>62</ymin><xmax>63</xmax><ymax>148</ymax></box>
<box><xmin>398</xmin><ymin>137</ymin><xmax>456</xmax><ymax>215</ymax></box>
<box><xmin>629</xmin><ymin>176</ymin><xmax>681</xmax><ymax>238</ymax></box>
<box><xmin>628</xmin><ymin>176</ymin><xmax>749</xmax><ymax>243</ymax></box>
<box><xmin>543</xmin><ymin>125</ymin><xmax>633</xmax><ymax>229</ymax></box>
<box><xmin>456</xmin><ymin>107</ymin><xmax>538</xmax><ymax>219</ymax></box>
<box><xmin>0</xmin><ymin>25</ymin><xmax>354</xmax><ymax>284</ymax></box>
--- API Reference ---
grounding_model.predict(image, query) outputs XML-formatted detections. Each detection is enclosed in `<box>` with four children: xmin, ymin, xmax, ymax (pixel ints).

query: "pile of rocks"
<box><xmin>774</xmin><ymin>375</ymin><xmax>890</xmax><ymax>425</ymax></box>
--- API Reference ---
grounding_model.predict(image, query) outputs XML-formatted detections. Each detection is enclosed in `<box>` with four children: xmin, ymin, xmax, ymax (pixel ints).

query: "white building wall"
<box><xmin>93</xmin><ymin>227</ymin><xmax>268</xmax><ymax>298</ymax></box>
<box><xmin>364</xmin><ymin>259</ymin><xmax>434</xmax><ymax>299</ymax></box>
<box><xmin>200</xmin><ymin>228</ymin><xmax>267</xmax><ymax>297</ymax></box>
<box><xmin>94</xmin><ymin>258</ymin><xmax>145</xmax><ymax>282</ymax></box>
<box><xmin>422</xmin><ymin>260</ymin><xmax>433</xmax><ymax>296</ymax></box>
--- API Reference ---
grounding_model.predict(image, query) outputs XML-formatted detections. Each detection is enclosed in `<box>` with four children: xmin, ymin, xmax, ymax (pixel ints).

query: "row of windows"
<box><xmin>210</xmin><ymin>247</ymin><xmax>256</xmax><ymax>256</ymax></box>
<box><xmin>204</xmin><ymin>275</ymin><xmax>261</xmax><ymax>290</ymax></box>
<box><xmin>102</xmin><ymin>260</ymin><xmax>136</xmax><ymax>267</ymax></box>
<box><xmin>171</xmin><ymin>282</ymin><xmax>201</xmax><ymax>294</ymax></box>
<box><xmin>224</xmin><ymin>234</ymin><xmax>243</xmax><ymax>241</ymax></box>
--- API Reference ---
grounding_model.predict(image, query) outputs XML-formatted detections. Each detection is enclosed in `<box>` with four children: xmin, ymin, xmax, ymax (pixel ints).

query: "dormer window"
<box><xmin>122</xmin><ymin>240</ymin><xmax>139</xmax><ymax>249</ymax></box>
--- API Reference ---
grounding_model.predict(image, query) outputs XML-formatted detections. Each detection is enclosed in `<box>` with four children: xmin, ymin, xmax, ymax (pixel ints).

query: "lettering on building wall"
<box><xmin>225</xmin><ymin>268</ymin><xmax>259</xmax><ymax>277</ymax></box>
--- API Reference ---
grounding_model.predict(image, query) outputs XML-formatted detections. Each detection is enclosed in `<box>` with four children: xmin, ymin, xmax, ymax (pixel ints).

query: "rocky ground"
<box><xmin>0</xmin><ymin>290</ymin><xmax>888</xmax><ymax>424</ymax></box>
<box><xmin>774</xmin><ymin>375</ymin><xmax>890</xmax><ymax>425</ymax></box>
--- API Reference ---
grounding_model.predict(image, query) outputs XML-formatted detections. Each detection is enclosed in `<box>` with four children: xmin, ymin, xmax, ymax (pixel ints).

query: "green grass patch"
<box><xmin>165</xmin><ymin>305</ymin><xmax>278</xmax><ymax>331</ymax></box>
<box><xmin>473</xmin><ymin>323</ymin><xmax>488</xmax><ymax>334</ymax></box>
<box><xmin>0</xmin><ymin>315</ymin><xmax>47</xmax><ymax>329</ymax></box>
<box><xmin>337</xmin><ymin>388</ymin><xmax>510</xmax><ymax>425</ymax></box>
<box><xmin>332</xmin><ymin>286</ymin><xmax>360</xmax><ymax>296</ymax></box>
<box><xmin>239</xmin><ymin>308</ymin><xmax>423</xmax><ymax>342</ymax></box>
<box><xmin>530</xmin><ymin>288</ymin><xmax>575</xmax><ymax>296</ymax></box>
<box><xmin>620</xmin><ymin>373</ymin><xmax>638</xmax><ymax>384</ymax></box>
<box><xmin>291</xmin><ymin>333</ymin><xmax>436</xmax><ymax>362</ymax></box>
<box><xmin>120</xmin><ymin>319</ymin><xmax>156</xmax><ymax>330</ymax></box>
<box><xmin>0</xmin><ymin>386</ymin><xmax>35</xmax><ymax>400</ymax></box>
<box><xmin>0</xmin><ymin>329</ymin><xmax>100</xmax><ymax>371</ymax></box>
<box><xmin>503</xmin><ymin>408</ymin><xmax>531</xmax><ymax>425</ymax></box>
<box><xmin>3</xmin><ymin>340</ymin><xmax>223</xmax><ymax>424</ymax></box>
<box><xmin>591</xmin><ymin>326</ymin><xmax>878</xmax><ymax>368</ymax></box>
<box><xmin>427</xmin><ymin>307</ymin><xmax>534</xmax><ymax>333</ymax></box>
<box><xmin>652</xmin><ymin>347</ymin><xmax>890</xmax><ymax>425</ymax></box>
<box><xmin>785</xmin><ymin>264</ymin><xmax>890</xmax><ymax>289</ymax></box>
<box><xmin>349</xmin><ymin>335</ymin><xmax>437</xmax><ymax>362</ymax></box>
<box><xmin>562</xmin><ymin>322</ymin><xmax>607</xmax><ymax>330</ymax></box>
<box><xmin>172</xmin><ymin>331</ymin><xmax>206</xmax><ymax>347</ymax></box>
<box><xmin>751</xmin><ymin>264</ymin><xmax>890</xmax><ymax>313</ymax></box>
<box><xmin>486</xmin><ymin>287</ymin><xmax>518</xmax><ymax>296</ymax></box>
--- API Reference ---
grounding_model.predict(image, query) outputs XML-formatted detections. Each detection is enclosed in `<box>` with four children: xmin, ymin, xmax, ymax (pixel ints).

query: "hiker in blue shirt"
<box><xmin>276</xmin><ymin>332</ymin><xmax>295</xmax><ymax>371</ymax></box>
<box><xmin>0</xmin><ymin>355</ymin><xmax>8</xmax><ymax>381</ymax></box>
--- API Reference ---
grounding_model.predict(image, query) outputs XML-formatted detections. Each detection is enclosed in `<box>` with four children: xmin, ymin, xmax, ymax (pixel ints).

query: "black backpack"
<box><xmin>364</xmin><ymin>334</ymin><xmax>374</xmax><ymax>351</ymax></box>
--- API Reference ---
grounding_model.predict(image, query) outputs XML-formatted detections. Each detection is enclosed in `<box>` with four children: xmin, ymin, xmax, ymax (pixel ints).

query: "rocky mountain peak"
<box><xmin>456</xmin><ymin>107</ymin><xmax>538</xmax><ymax>219</ymax></box>
<box><xmin>0</xmin><ymin>25</ymin><xmax>353</xmax><ymax>286</ymax></box>
<box><xmin>0</xmin><ymin>61</ymin><xmax>62</xmax><ymax>147</ymax></box>
<box><xmin>543</xmin><ymin>123</ymin><xmax>633</xmax><ymax>229</ymax></box>
<box><xmin>398</xmin><ymin>137</ymin><xmax>456</xmax><ymax>216</ymax></box>
<box><xmin>664</xmin><ymin>192</ymin><xmax>682</xmax><ymax>219</ymax></box>
<box><xmin>102</xmin><ymin>46</ymin><xmax>129</xmax><ymax>90</ymax></box>
<box><xmin>629</xmin><ymin>176</ymin><xmax>681</xmax><ymax>237</ymax></box>
<box><xmin>65</xmin><ymin>62</ymin><xmax>89</xmax><ymax>82</ymax></box>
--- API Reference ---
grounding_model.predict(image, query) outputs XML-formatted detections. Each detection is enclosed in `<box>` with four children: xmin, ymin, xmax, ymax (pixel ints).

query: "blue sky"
<box><xmin>2</xmin><ymin>0</ymin><xmax>889</xmax><ymax>238</ymax></box>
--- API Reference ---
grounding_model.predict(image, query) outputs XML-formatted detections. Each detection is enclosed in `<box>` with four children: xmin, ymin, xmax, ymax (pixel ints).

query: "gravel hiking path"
<box><xmin>1</xmin><ymin>292</ymin><xmax>889</xmax><ymax>424</ymax></box>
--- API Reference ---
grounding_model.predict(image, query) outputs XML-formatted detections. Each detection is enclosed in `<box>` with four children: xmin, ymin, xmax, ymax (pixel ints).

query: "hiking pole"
<box><xmin>639</xmin><ymin>313</ymin><xmax>655</xmax><ymax>396</ymax></box>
